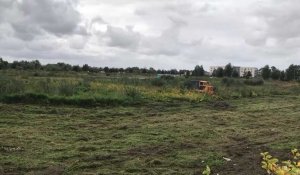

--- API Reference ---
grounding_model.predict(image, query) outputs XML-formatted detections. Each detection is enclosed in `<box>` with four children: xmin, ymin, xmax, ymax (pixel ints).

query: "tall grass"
<box><xmin>0</xmin><ymin>70</ymin><xmax>299</xmax><ymax>106</ymax></box>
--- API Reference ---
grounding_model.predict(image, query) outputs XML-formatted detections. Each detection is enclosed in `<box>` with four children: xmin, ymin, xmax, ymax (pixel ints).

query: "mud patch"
<box><xmin>214</xmin><ymin>136</ymin><xmax>288</xmax><ymax>175</ymax></box>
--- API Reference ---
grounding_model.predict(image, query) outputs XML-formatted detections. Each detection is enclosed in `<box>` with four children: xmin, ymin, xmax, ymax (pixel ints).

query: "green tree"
<box><xmin>0</xmin><ymin>58</ymin><xmax>8</xmax><ymax>69</ymax></box>
<box><xmin>192</xmin><ymin>65</ymin><xmax>204</xmax><ymax>76</ymax></box>
<box><xmin>72</xmin><ymin>65</ymin><xmax>81</xmax><ymax>72</ymax></box>
<box><xmin>271</xmin><ymin>66</ymin><xmax>280</xmax><ymax>80</ymax></box>
<box><xmin>82</xmin><ymin>64</ymin><xmax>90</xmax><ymax>72</ymax></box>
<box><xmin>286</xmin><ymin>64</ymin><xmax>300</xmax><ymax>81</ymax></box>
<box><xmin>216</xmin><ymin>67</ymin><xmax>224</xmax><ymax>77</ymax></box>
<box><xmin>261</xmin><ymin>65</ymin><xmax>271</xmax><ymax>80</ymax></box>
<box><xmin>280</xmin><ymin>71</ymin><xmax>286</xmax><ymax>81</ymax></box>
<box><xmin>224</xmin><ymin>63</ymin><xmax>233</xmax><ymax>77</ymax></box>
<box><xmin>232</xmin><ymin>69</ymin><xmax>239</xmax><ymax>78</ymax></box>
<box><xmin>244</xmin><ymin>71</ymin><xmax>252</xmax><ymax>79</ymax></box>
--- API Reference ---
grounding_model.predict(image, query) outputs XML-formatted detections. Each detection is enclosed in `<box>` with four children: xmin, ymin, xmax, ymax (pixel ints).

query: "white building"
<box><xmin>209</xmin><ymin>66</ymin><xmax>258</xmax><ymax>77</ymax></box>
<box><xmin>209</xmin><ymin>66</ymin><xmax>225</xmax><ymax>74</ymax></box>
<box><xmin>239</xmin><ymin>67</ymin><xmax>258</xmax><ymax>77</ymax></box>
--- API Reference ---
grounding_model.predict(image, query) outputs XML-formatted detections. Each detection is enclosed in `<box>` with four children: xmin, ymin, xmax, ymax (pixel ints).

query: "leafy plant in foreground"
<box><xmin>202</xmin><ymin>165</ymin><xmax>211</xmax><ymax>175</ymax></box>
<box><xmin>261</xmin><ymin>149</ymin><xmax>300</xmax><ymax>175</ymax></box>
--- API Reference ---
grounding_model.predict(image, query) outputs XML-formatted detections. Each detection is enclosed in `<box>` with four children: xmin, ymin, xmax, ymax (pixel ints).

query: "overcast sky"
<box><xmin>0</xmin><ymin>0</ymin><xmax>299</xmax><ymax>70</ymax></box>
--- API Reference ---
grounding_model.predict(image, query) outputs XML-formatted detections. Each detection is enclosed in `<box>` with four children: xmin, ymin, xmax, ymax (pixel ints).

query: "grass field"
<box><xmin>0</xmin><ymin>71</ymin><xmax>300</xmax><ymax>175</ymax></box>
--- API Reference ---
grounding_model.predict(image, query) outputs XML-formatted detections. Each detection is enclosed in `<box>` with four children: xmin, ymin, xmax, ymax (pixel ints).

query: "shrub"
<box><xmin>202</xmin><ymin>149</ymin><xmax>300</xmax><ymax>175</ymax></box>
<box><xmin>160</xmin><ymin>75</ymin><xmax>175</xmax><ymax>80</ymax></box>
<box><xmin>151</xmin><ymin>78</ymin><xmax>165</xmax><ymax>87</ymax></box>
<box><xmin>221</xmin><ymin>78</ymin><xmax>242</xmax><ymax>87</ymax></box>
<box><xmin>244</xmin><ymin>78</ymin><xmax>264</xmax><ymax>86</ymax></box>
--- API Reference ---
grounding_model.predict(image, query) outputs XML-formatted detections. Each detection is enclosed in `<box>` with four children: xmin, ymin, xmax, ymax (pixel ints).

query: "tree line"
<box><xmin>210</xmin><ymin>63</ymin><xmax>300</xmax><ymax>81</ymax></box>
<box><xmin>0</xmin><ymin>58</ymin><xmax>195</xmax><ymax>75</ymax></box>
<box><xmin>0</xmin><ymin>58</ymin><xmax>299</xmax><ymax>81</ymax></box>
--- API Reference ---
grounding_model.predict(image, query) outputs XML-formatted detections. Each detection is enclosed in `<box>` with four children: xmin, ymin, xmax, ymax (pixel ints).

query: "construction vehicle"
<box><xmin>190</xmin><ymin>80</ymin><xmax>215</xmax><ymax>95</ymax></box>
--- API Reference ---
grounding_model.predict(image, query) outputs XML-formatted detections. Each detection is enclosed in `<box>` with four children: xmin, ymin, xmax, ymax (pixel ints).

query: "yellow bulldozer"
<box><xmin>190</xmin><ymin>80</ymin><xmax>215</xmax><ymax>95</ymax></box>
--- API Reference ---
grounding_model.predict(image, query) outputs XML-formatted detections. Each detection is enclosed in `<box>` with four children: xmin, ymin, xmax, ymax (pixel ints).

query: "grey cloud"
<box><xmin>11</xmin><ymin>21</ymin><xmax>42</xmax><ymax>41</ymax></box>
<box><xmin>244</xmin><ymin>30</ymin><xmax>267</xmax><ymax>46</ymax></box>
<box><xmin>1</xmin><ymin>0</ymin><xmax>299</xmax><ymax>70</ymax></box>
<box><xmin>0</xmin><ymin>0</ymin><xmax>83</xmax><ymax>40</ymax></box>
<box><xmin>26</xmin><ymin>38</ymin><xmax>63</xmax><ymax>51</ymax></box>
<box><xmin>69</xmin><ymin>35</ymin><xmax>89</xmax><ymax>49</ymax></box>
<box><xmin>105</xmin><ymin>25</ymin><xmax>141</xmax><ymax>49</ymax></box>
<box><xmin>17</xmin><ymin>0</ymin><xmax>81</xmax><ymax>36</ymax></box>
<box><xmin>256</xmin><ymin>1</ymin><xmax>300</xmax><ymax>40</ymax></box>
<box><xmin>140</xmin><ymin>20</ymin><xmax>186</xmax><ymax>56</ymax></box>
<box><xmin>101</xmin><ymin>16</ymin><xmax>197</xmax><ymax>56</ymax></box>
<box><xmin>91</xmin><ymin>17</ymin><xmax>106</xmax><ymax>25</ymax></box>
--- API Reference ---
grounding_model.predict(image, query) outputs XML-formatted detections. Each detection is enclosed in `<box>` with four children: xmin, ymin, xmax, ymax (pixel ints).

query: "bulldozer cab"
<box><xmin>190</xmin><ymin>80</ymin><xmax>215</xmax><ymax>95</ymax></box>
<box><xmin>199</xmin><ymin>81</ymin><xmax>209</xmax><ymax>90</ymax></box>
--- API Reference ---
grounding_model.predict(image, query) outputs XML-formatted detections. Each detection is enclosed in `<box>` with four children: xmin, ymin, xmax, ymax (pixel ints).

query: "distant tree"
<box><xmin>261</xmin><ymin>65</ymin><xmax>271</xmax><ymax>80</ymax></box>
<box><xmin>243</xmin><ymin>71</ymin><xmax>252</xmax><ymax>79</ymax></box>
<box><xmin>149</xmin><ymin>67</ymin><xmax>156</xmax><ymax>74</ymax></box>
<box><xmin>270</xmin><ymin>66</ymin><xmax>281</xmax><ymax>80</ymax></box>
<box><xmin>192</xmin><ymin>65</ymin><xmax>204</xmax><ymax>76</ymax></box>
<box><xmin>89</xmin><ymin>67</ymin><xmax>100</xmax><ymax>73</ymax></box>
<box><xmin>0</xmin><ymin>58</ymin><xmax>8</xmax><ymax>69</ymax></box>
<box><xmin>224</xmin><ymin>63</ymin><xmax>233</xmax><ymax>77</ymax></box>
<box><xmin>186</xmin><ymin>71</ymin><xmax>191</xmax><ymax>77</ymax></box>
<box><xmin>285</xmin><ymin>64</ymin><xmax>300</xmax><ymax>81</ymax></box>
<box><xmin>216</xmin><ymin>67</ymin><xmax>224</xmax><ymax>77</ymax></box>
<box><xmin>82</xmin><ymin>64</ymin><xmax>90</xmax><ymax>72</ymax></box>
<box><xmin>119</xmin><ymin>68</ymin><xmax>124</xmax><ymax>73</ymax></box>
<box><xmin>170</xmin><ymin>69</ymin><xmax>178</xmax><ymax>75</ymax></box>
<box><xmin>56</xmin><ymin>62</ymin><xmax>72</xmax><ymax>71</ymax></box>
<box><xmin>32</xmin><ymin>60</ymin><xmax>41</xmax><ymax>70</ymax></box>
<box><xmin>232</xmin><ymin>69</ymin><xmax>239</xmax><ymax>78</ymax></box>
<box><xmin>72</xmin><ymin>65</ymin><xmax>81</xmax><ymax>72</ymax></box>
<box><xmin>131</xmin><ymin>67</ymin><xmax>140</xmax><ymax>74</ymax></box>
<box><xmin>141</xmin><ymin>68</ymin><xmax>147</xmax><ymax>74</ymax></box>
<box><xmin>280</xmin><ymin>71</ymin><xmax>286</xmax><ymax>81</ymax></box>
<box><xmin>103</xmin><ymin>67</ymin><xmax>109</xmax><ymax>73</ymax></box>
<box><xmin>212</xmin><ymin>70</ymin><xmax>217</xmax><ymax>77</ymax></box>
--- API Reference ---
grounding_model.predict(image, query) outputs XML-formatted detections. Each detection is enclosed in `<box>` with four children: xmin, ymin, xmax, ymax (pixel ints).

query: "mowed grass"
<box><xmin>1</xmin><ymin>95</ymin><xmax>299</xmax><ymax>175</ymax></box>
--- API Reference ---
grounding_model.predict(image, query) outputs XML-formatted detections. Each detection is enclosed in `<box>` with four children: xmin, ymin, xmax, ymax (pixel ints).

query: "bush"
<box><xmin>181</xmin><ymin>80</ymin><xmax>194</xmax><ymax>90</ymax></box>
<box><xmin>261</xmin><ymin>149</ymin><xmax>300</xmax><ymax>175</ymax></box>
<box><xmin>160</xmin><ymin>75</ymin><xmax>175</xmax><ymax>80</ymax></box>
<box><xmin>244</xmin><ymin>78</ymin><xmax>264</xmax><ymax>86</ymax></box>
<box><xmin>221</xmin><ymin>78</ymin><xmax>242</xmax><ymax>87</ymax></box>
<box><xmin>151</xmin><ymin>78</ymin><xmax>165</xmax><ymax>87</ymax></box>
<box><xmin>202</xmin><ymin>149</ymin><xmax>300</xmax><ymax>175</ymax></box>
